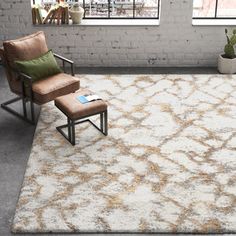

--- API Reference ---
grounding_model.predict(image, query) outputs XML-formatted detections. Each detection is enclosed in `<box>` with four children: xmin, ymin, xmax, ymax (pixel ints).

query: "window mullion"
<box><xmin>108</xmin><ymin>0</ymin><xmax>110</xmax><ymax>18</ymax></box>
<box><xmin>133</xmin><ymin>0</ymin><xmax>135</xmax><ymax>18</ymax></box>
<box><xmin>215</xmin><ymin>0</ymin><xmax>218</xmax><ymax>18</ymax></box>
<box><xmin>83</xmin><ymin>0</ymin><xmax>85</xmax><ymax>18</ymax></box>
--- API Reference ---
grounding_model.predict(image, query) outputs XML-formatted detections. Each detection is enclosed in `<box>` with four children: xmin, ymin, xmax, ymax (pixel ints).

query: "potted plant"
<box><xmin>218</xmin><ymin>29</ymin><xmax>236</xmax><ymax>74</ymax></box>
<box><xmin>69</xmin><ymin>1</ymin><xmax>84</xmax><ymax>24</ymax></box>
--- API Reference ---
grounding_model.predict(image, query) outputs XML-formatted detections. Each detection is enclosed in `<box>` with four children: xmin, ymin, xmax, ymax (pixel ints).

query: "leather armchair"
<box><xmin>0</xmin><ymin>31</ymin><xmax>80</xmax><ymax>124</ymax></box>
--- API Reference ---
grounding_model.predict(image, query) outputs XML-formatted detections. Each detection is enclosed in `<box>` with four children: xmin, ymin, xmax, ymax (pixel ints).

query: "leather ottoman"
<box><xmin>55</xmin><ymin>89</ymin><xmax>108</xmax><ymax>145</ymax></box>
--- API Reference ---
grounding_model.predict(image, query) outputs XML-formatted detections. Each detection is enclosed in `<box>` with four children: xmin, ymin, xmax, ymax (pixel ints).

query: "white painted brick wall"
<box><xmin>0</xmin><ymin>0</ymin><xmax>234</xmax><ymax>67</ymax></box>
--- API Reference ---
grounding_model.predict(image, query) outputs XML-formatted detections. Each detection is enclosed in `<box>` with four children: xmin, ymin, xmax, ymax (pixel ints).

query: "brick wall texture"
<box><xmin>0</xmin><ymin>0</ymin><xmax>234</xmax><ymax>67</ymax></box>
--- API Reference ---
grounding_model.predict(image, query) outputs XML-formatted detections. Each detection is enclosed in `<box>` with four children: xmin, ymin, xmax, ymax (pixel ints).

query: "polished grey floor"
<box><xmin>0</xmin><ymin>66</ymin><xmax>225</xmax><ymax>236</ymax></box>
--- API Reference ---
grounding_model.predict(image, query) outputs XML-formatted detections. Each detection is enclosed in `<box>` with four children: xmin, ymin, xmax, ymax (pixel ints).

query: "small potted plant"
<box><xmin>218</xmin><ymin>29</ymin><xmax>236</xmax><ymax>74</ymax></box>
<box><xmin>69</xmin><ymin>1</ymin><xmax>84</xmax><ymax>24</ymax></box>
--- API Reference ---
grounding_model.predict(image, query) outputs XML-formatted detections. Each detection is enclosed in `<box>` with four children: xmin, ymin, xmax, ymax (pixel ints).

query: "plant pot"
<box><xmin>218</xmin><ymin>54</ymin><xmax>236</xmax><ymax>74</ymax></box>
<box><xmin>69</xmin><ymin>8</ymin><xmax>84</xmax><ymax>24</ymax></box>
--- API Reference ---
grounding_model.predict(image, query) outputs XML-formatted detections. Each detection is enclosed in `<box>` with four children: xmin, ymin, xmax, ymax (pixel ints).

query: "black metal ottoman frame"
<box><xmin>56</xmin><ymin>109</ymin><xmax>108</xmax><ymax>145</ymax></box>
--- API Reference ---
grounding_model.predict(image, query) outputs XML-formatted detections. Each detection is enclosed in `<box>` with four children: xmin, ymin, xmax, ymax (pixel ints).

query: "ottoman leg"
<box><xmin>100</xmin><ymin>112</ymin><xmax>104</xmax><ymax>132</ymax></box>
<box><xmin>104</xmin><ymin>110</ymin><xmax>108</xmax><ymax>136</ymax></box>
<box><xmin>71</xmin><ymin>120</ymin><xmax>75</xmax><ymax>145</ymax></box>
<box><xmin>67</xmin><ymin>117</ymin><xmax>72</xmax><ymax>142</ymax></box>
<box><xmin>56</xmin><ymin>118</ymin><xmax>75</xmax><ymax>145</ymax></box>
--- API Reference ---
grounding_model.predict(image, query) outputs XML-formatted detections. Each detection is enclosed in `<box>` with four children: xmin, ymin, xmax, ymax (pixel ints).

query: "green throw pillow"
<box><xmin>15</xmin><ymin>50</ymin><xmax>62</xmax><ymax>82</ymax></box>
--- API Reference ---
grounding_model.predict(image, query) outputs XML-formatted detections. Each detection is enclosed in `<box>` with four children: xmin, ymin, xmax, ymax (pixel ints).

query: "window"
<box><xmin>193</xmin><ymin>0</ymin><xmax>236</xmax><ymax>19</ymax></box>
<box><xmin>32</xmin><ymin>0</ymin><xmax>160</xmax><ymax>20</ymax></box>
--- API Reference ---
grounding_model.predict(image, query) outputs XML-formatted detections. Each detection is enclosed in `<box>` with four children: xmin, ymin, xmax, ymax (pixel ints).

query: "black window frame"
<box><xmin>32</xmin><ymin>0</ymin><xmax>160</xmax><ymax>20</ymax></box>
<box><xmin>193</xmin><ymin>0</ymin><xmax>236</xmax><ymax>19</ymax></box>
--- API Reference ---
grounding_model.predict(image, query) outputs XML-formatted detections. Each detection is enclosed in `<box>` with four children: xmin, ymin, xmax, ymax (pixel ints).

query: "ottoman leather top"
<box><xmin>55</xmin><ymin>89</ymin><xmax>107</xmax><ymax>120</ymax></box>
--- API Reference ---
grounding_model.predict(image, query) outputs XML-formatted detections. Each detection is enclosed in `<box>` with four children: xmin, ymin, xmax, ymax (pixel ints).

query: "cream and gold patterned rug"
<box><xmin>12</xmin><ymin>74</ymin><xmax>236</xmax><ymax>233</ymax></box>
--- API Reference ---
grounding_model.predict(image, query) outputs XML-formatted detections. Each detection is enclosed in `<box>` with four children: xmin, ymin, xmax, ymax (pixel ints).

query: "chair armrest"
<box><xmin>10</xmin><ymin>69</ymin><xmax>34</xmax><ymax>99</ymax></box>
<box><xmin>19</xmin><ymin>72</ymin><xmax>33</xmax><ymax>84</ymax></box>
<box><xmin>12</xmin><ymin>67</ymin><xmax>33</xmax><ymax>91</ymax></box>
<box><xmin>18</xmin><ymin>72</ymin><xmax>35</xmax><ymax>100</ymax></box>
<box><xmin>54</xmin><ymin>53</ymin><xmax>74</xmax><ymax>64</ymax></box>
<box><xmin>10</xmin><ymin>66</ymin><xmax>33</xmax><ymax>84</ymax></box>
<box><xmin>53</xmin><ymin>53</ymin><xmax>74</xmax><ymax>76</ymax></box>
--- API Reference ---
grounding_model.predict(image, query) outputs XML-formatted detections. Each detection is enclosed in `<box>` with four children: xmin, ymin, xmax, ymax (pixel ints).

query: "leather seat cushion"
<box><xmin>55</xmin><ymin>89</ymin><xmax>107</xmax><ymax>120</ymax></box>
<box><xmin>32</xmin><ymin>73</ymin><xmax>80</xmax><ymax>104</ymax></box>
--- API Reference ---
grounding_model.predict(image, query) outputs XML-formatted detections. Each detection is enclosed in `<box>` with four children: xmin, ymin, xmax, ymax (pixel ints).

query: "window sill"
<box><xmin>34</xmin><ymin>19</ymin><xmax>160</xmax><ymax>26</ymax></box>
<box><xmin>81</xmin><ymin>19</ymin><xmax>159</xmax><ymax>26</ymax></box>
<box><xmin>192</xmin><ymin>19</ymin><xmax>236</xmax><ymax>26</ymax></box>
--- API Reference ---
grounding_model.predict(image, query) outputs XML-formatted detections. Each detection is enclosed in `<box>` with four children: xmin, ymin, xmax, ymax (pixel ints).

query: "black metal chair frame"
<box><xmin>1</xmin><ymin>53</ymin><xmax>75</xmax><ymax>125</ymax></box>
<box><xmin>56</xmin><ymin>109</ymin><xmax>108</xmax><ymax>146</ymax></box>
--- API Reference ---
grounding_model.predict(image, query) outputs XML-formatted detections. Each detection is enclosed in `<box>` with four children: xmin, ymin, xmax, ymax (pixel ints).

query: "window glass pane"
<box><xmin>110</xmin><ymin>0</ymin><xmax>133</xmax><ymax>18</ymax></box>
<box><xmin>84</xmin><ymin>0</ymin><xmax>108</xmax><ymax>18</ymax></box>
<box><xmin>193</xmin><ymin>0</ymin><xmax>216</xmax><ymax>18</ymax></box>
<box><xmin>135</xmin><ymin>0</ymin><xmax>158</xmax><ymax>18</ymax></box>
<box><xmin>217</xmin><ymin>0</ymin><xmax>236</xmax><ymax>17</ymax></box>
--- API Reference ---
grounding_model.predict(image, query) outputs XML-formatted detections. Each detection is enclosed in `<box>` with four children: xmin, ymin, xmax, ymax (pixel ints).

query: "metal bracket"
<box><xmin>1</xmin><ymin>96</ymin><xmax>35</xmax><ymax>125</ymax></box>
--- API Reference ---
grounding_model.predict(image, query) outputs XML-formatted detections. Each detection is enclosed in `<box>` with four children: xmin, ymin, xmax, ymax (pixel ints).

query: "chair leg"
<box><xmin>28</xmin><ymin>83</ymin><xmax>35</xmax><ymax>124</ymax></box>
<box><xmin>30</xmin><ymin>99</ymin><xmax>35</xmax><ymax>124</ymax></box>
<box><xmin>1</xmin><ymin>96</ymin><xmax>36</xmax><ymax>125</ymax></box>
<box><xmin>21</xmin><ymin>81</ymin><xmax>27</xmax><ymax>119</ymax></box>
<box><xmin>71</xmin><ymin>63</ymin><xmax>75</xmax><ymax>76</ymax></box>
<box><xmin>22</xmin><ymin>97</ymin><xmax>27</xmax><ymax>118</ymax></box>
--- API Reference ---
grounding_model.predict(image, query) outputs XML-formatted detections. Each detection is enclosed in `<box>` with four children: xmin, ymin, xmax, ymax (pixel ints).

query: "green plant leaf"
<box><xmin>230</xmin><ymin>34</ymin><xmax>236</xmax><ymax>45</ymax></box>
<box><xmin>224</xmin><ymin>44</ymin><xmax>235</xmax><ymax>58</ymax></box>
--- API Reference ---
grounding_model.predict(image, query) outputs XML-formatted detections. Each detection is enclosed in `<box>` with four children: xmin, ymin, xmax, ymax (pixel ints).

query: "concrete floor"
<box><xmin>0</xmin><ymin>66</ymin><xmax>225</xmax><ymax>236</ymax></box>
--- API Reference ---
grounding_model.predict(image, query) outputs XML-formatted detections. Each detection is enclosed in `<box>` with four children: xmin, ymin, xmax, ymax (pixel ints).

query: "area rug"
<box><xmin>12</xmin><ymin>74</ymin><xmax>236</xmax><ymax>233</ymax></box>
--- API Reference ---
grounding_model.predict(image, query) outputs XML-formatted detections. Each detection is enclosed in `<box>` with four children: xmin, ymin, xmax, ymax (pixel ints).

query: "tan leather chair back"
<box><xmin>0</xmin><ymin>47</ymin><xmax>16</xmax><ymax>93</ymax></box>
<box><xmin>1</xmin><ymin>31</ymin><xmax>48</xmax><ymax>94</ymax></box>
